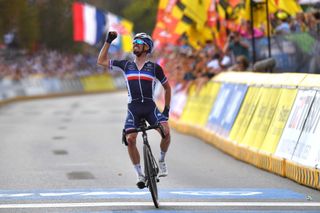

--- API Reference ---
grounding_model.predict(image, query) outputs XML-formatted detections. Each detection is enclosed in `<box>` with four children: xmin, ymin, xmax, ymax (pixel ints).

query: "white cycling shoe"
<box><xmin>158</xmin><ymin>161</ymin><xmax>168</xmax><ymax>177</ymax></box>
<box><xmin>136</xmin><ymin>175</ymin><xmax>146</xmax><ymax>189</ymax></box>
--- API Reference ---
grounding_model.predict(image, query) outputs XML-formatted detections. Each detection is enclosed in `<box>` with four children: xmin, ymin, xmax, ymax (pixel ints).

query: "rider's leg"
<box><xmin>159</xmin><ymin>122</ymin><xmax>170</xmax><ymax>160</ymax></box>
<box><xmin>126</xmin><ymin>132</ymin><xmax>143</xmax><ymax>176</ymax></box>
<box><xmin>158</xmin><ymin>122</ymin><xmax>170</xmax><ymax>177</ymax></box>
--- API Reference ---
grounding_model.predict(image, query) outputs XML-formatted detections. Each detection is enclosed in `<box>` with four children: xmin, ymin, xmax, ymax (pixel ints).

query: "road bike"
<box><xmin>123</xmin><ymin>119</ymin><xmax>165</xmax><ymax>208</ymax></box>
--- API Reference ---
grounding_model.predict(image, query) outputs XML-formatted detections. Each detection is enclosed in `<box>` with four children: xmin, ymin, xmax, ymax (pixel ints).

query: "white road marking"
<box><xmin>171</xmin><ymin>191</ymin><xmax>263</xmax><ymax>196</ymax></box>
<box><xmin>0</xmin><ymin>202</ymin><xmax>320</xmax><ymax>209</ymax></box>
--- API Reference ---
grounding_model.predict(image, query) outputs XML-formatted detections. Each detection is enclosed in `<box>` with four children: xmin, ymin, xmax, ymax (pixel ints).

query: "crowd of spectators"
<box><xmin>157</xmin><ymin>7</ymin><xmax>320</xmax><ymax>93</ymax></box>
<box><xmin>0</xmin><ymin>49</ymin><xmax>98</xmax><ymax>81</ymax></box>
<box><xmin>1</xmin><ymin>6</ymin><xmax>319</xmax><ymax>94</ymax></box>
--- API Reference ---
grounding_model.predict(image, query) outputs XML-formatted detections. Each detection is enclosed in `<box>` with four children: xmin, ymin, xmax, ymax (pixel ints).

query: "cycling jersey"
<box><xmin>110</xmin><ymin>59</ymin><xmax>168</xmax><ymax>103</ymax></box>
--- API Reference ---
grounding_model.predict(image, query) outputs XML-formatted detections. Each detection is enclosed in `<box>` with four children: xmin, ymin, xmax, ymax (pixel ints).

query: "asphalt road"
<box><xmin>0</xmin><ymin>92</ymin><xmax>319</xmax><ymax>213</ymax></box>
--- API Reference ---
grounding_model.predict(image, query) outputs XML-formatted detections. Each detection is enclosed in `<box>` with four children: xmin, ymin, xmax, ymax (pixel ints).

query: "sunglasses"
<box><xmin>133</xmin><ymin>39</ymin><xmax>145</xmax><ymax>45</ymax></box>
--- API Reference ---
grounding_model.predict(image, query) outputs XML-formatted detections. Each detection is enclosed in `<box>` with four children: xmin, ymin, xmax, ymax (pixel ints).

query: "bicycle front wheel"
<box><xmin>144</xmin><ymin>145</ymin><xmax>159</xmax><ymax>208</ymax></box>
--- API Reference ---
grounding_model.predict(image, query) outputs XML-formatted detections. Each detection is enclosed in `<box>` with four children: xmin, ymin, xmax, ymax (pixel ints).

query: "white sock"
<box><xmin>159</xmin><ymin>151</ymin><xmax>166</xmax><ymax>162</ymax></box>
<box><xmin>134</xmin><ymin>164</ymin><xmax>143</xmax><ymax>177</ymax></box>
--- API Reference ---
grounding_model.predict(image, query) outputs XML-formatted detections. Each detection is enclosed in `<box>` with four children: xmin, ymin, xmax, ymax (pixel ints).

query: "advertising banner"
<box><xmin>207</xmin><ymin>83</ymin><xmax>235</xmax><ymax>134</ymax></box>
<box><xmin>275</xmin><ymin>90</ymin><xmax>316</xmax><ymax>160</ymax></box>
<box><xmin>197</xmin><ymin>82</ymin><xmax>221</xmax><ymax>126</ymax></box>
<box><xmin>21</xmin><ymin>76</ymin><xmax>47</xmax><ymax>96</ymax></box>
<box><xmin>179</xmin><ymin>84</ymin><xmax>199</xmax><ymax>124</ymax></box>
<box><xmin>260</xmin><ymin>88</ymin><xmax>298</xmax><ymax>154</ymax></box>
<box><xmin>171</xmin><ymin>90</ymin><xmax>188</xmax><ymax>120</ymax></box>
<box><xmin>220</xmin><ymin>84</ymin><xmax>248</xmax><ymax>137</ymax></box>
<box><xmin>229</xmin><ymin>86</ymin><xmax>262</xmax><ymax>143</ymax></box>
<box><xmin>42</xmin><ymin>78</ymin><xmax>62</xmax><ymax>93</ymax></box>
<box><xmin>291</xmin><ymin>91</ymin><xmax>320</xmax><ymax>168</ymax></box>
<box><xmin>241</xmin><ymin>87</ymin><xmax>281</xmax><ymax>148</ymax></box>
<box><xmin>180</xmin><ymin>82</ymin><xmax>220</xmax><ymax>126</ymax></box>
<box><xmin>81</xmin><ymin>74</ymin><xmax>115</xmax><ymax>92</ymax></box>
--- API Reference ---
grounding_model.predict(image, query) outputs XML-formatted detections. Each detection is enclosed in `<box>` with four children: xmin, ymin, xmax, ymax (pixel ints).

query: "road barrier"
<box><xmin>168</xmin><ymin>72</ymin><xmax>320</xmax><ymax>190</ymax></box>
<box><xmin>0</xmin><ymin>73</ymin><xmax>122</xmax><ymax>106</ymax></box>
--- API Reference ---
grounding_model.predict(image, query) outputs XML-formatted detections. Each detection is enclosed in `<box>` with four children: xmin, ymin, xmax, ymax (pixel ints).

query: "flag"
<box><xmin>73</xmin><ymin>2</ymin><xmax>106</xmax><ymax>45</ymax></box>
<box><xmin>73</xmin><ymin>2</ymin><xmax>134</xmax><ymax>52</ymax></box>
<box><xmin>107</xmin><ymin>12</ymin><xmax>134</xmax><ymax>53</ymax></box>
<box><xmin>180</xmin><ymin>0</ymin><xmax>210</xmax><ymax>30</ymax></box>
<box><xmin>243</xmin><ymin>0</ymin><xmax>301</xmax><ymax>28</ymax></box>
<box><xmin>276</xmin><ymin>0</ymin><xmax>302</xmax><ymax>15</ymax></box>
<box><xmin>152</xmin><ymin>0</ymin><xmax>189</xmax><ymax>47</ymax></box>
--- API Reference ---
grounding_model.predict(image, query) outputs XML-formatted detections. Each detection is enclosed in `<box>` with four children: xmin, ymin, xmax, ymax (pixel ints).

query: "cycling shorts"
<box><xmin>124</xmin><ymin>101</ymin><xmax>168</xmax><ymax>132</ymax></box>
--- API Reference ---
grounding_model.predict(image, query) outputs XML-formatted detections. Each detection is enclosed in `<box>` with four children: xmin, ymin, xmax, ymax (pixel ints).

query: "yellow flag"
<box><xmin>158</xmin><ymin>0</ymin><xmax>169</xmax><ymax>10</ymax></box>
<box><xmin>171</xmin><ymin>5</ymin><xmax>184</xmax><ymax>19</ymax></box>
<box><xmin>181</xmin><ymin>0</ymin><xmax>210</xmax><ymax>30</ymax></box>
<box><xmin>120</xmin><ymin>19</ymin><xmax>134</xmax><ymax>53</ymax></box>
<box><xmin>244</xmin><ymin>0</ymin><xmax>277</xmax><ymax>28</ymax></box>
<box><xmin>174</xmin><ymin>20</ymin><xmax>191</xmax><ymax>35</ymax></box>
<box><xmin>277</xmin><ymin>0</ymin><xmax>302</xmax><ymax>15</ymax></box>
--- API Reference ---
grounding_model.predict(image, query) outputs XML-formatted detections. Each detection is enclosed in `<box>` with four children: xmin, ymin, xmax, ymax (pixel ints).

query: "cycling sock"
<box><xmin>134</xmin><ymin>164</ymin><xmax>143</xmax><ymax>176</ymax></box>
<box><xmin>159</xmin><ymin>151</ymin><xmax>166</xmax><ymax>162</ymax></box>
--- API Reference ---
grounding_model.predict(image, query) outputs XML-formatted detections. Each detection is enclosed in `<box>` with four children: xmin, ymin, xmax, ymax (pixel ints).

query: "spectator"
<box><xmin>239</xmin><ymin>20</ymin><xmax>265</xmax><ymax>39</ymax></box>
<box><xmin>274</xmin><ymin>12</ymin><xmax>291</xmax><ymax>34</ymax></box>
<box><xmin>228</xmin><ymin>55</ymin><xmax>249</xmax><ymax>71</ymax></box>
<box><xmin>223</xmin><ymin>32</ymin><xmax>250</xmax><ymax>63</ymax></box>
<box><xmin>291</xmin><ymin>12</ymin><xmax>308</xmax><ymax>32</ymax></box>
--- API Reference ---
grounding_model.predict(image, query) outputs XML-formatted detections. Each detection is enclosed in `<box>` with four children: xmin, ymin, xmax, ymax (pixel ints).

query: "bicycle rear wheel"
<box><xmin>144</xmin><ymin>145</ymin><xmax>159</xmax><ymax>208</ymax></box>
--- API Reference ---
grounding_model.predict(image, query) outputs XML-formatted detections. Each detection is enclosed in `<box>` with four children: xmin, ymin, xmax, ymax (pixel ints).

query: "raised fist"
<box><xmin>106</xmin><ymin>31</ymin><xmax>117</xmax><ymax>44</ymax></box>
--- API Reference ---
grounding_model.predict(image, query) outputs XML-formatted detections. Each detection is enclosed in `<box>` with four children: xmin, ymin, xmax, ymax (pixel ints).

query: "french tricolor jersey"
<box><xmin>110</xmin><ymin>60</ymin><xmax>168</xmax><ymax>103</ymax></box>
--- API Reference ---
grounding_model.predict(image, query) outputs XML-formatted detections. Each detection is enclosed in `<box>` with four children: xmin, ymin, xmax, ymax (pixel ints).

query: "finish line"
<box><xmin>1</xmin><ymin>201</ymin><xmax>320</xmax><ymax>209</ymax></box>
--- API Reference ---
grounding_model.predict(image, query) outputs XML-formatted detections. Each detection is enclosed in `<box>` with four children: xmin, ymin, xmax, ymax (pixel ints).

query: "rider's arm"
<box><xmin>97</xmin><ymin>31</ymin><xmax>117</xmax><ymax>68</ymax></box>
<box><xmin>162</xmin><ymin>81</ymin><xmax>171</xmax><ymax>109</ymax></box>
<box><xmin>155</xmin><ymin>64</ymin><xmax>171</xmax><ymax>109</ymax></box>
<box><xmin>97</xmin><ymin>42</ymin><xmax>111</xmax><ymax>67</ymax></box>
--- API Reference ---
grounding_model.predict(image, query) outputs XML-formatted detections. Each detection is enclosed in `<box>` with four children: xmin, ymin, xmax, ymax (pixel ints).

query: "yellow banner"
<box><xmin>198</xmin><ymin>82</ymin><xmax>221</xmax><ymax>126</ymax></box>
<box><xmin>260</xmin><ymin>88</ymin><xmax>298</xmax><ymax>154</ymax></box>
<box><xmin>246</xmin><ymin>88</ymin><xmax>282</xmax><ymax>149</ymax></box>
<box><xmin>179</xmin><ymin>82</ymin><xmax>220</xmax><ymax>126</ymax></box>
<box><xmin>179</xmin><ymin>84</ymin><xmax>197</xmax><ymax>124</ymax></box>
<box><xmin>81</xmin><ymin>74</ymin><xmax>115</xmax><ymax>92</ymax></box>
<box><xmin>230</xmin><ymin>86</ymin><xmax>262</xmax><ymax>143</ymax></box>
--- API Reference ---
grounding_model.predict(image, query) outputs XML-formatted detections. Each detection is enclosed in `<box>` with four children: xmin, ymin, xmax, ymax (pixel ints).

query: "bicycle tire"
<box><xmin>144</xmin><ymin>145</ymin><xmax>159</xmax><ymax>208</ymax></box>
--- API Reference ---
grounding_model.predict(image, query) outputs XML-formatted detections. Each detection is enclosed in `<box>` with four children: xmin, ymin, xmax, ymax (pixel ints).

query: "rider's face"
<box><xmin>133</xmin><ymin>44</ymin><xmax>145</xmax><ymax>56</ymax></box>
<box><xmin>133</xmin><ymin>39</ymin><xmax>148</xmax><ymax>56</ymax></box>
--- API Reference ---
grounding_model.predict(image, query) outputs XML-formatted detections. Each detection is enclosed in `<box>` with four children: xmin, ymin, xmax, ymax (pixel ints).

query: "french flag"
<box><xmin>73</xmin><ymin>2</ymin><xmax>106</xmax><ymax>45</ymax></box>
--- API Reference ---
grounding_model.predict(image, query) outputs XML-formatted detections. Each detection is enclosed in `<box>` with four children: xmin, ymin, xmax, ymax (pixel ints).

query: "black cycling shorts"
<box><xmin>124</xmin><ymin>101</ymin><xmax>168</xmax><ymax>132</ymax></box>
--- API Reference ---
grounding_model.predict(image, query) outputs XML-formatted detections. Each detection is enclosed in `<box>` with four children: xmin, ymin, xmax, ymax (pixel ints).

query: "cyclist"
<box><xmin>97</xmin><ymin>31</ymin><xmax>171</xmax><ymax>189</ymax></box>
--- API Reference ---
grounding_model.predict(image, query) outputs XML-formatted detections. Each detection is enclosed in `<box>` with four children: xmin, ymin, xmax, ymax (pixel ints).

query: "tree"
<box><xmin>38</xmin><ymin>0</ymin><xmax>80</xmax><ymax>52</ymax></box>
<box><xmin>0</xmin><ymin>0</ymin><xmax>39</xmax><ymax>50</ymax></box>
<box><xmin>122</xmin><ymin>0</ymin><xmax>158</xmax><ymax>34</ymax></box>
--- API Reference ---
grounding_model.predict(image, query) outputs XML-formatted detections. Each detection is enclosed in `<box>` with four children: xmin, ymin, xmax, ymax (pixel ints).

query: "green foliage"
<box><xmin>0</xmin><ymin>0</ymin><xmax>40</xmax><ymax>50</ymax></box>
<box><xmin>122</xmin><ymin>0</ymin><xmax>158</xmax><ymax>34</ymax></box>
<box><xmin>18</xmin><ymin>2</ymin><xmax>39</xmax><ymax>50</ymax></box>
<box><xmin>38</xmin><ymin>0</ymin><xmax>77</xmax><ymax>52</ymax></box>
